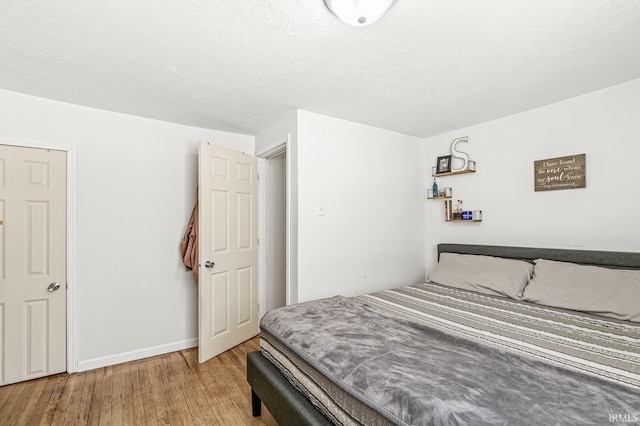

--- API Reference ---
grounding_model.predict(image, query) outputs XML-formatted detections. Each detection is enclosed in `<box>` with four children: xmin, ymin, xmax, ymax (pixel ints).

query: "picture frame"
<box><xmin>436</xmin><ymin>155</ymin><xmax>452</xmax><ymax>174</ymax></box>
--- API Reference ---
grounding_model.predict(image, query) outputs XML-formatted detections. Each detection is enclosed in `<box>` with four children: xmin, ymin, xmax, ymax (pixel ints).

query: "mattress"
<box><xmin>259</xmin><ymin>282</ymin><xmax>640</xmax><ymax>425</ymax></box>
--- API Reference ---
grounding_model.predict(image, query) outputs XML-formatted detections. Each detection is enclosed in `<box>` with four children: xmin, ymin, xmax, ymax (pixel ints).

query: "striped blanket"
<box><xmin>361</xmin><ymin>283</ymin><xmax>640</xmax><ymax>390</ymax></box>
<box><xmin>260</xmin><ymin>282</ymin><xmax>640</xmax><ymax>425</ymax></box>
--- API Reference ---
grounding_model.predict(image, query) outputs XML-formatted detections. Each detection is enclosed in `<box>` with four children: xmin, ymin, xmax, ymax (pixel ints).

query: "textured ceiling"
<box><xmin>1</xmin><ymin>0</ymin><xmax>640</xmax><ymax>138</ymax></box>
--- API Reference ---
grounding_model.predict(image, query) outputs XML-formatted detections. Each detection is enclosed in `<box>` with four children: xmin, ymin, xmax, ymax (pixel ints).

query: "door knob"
<box><xmin>48</xmin><ymin>282</ymin><xmax>61</xmax><ymax>292</ymax></box>
<box><xmin>204</xmin><ymin>260</ymin><xmax>215</xmax><ymax>269</ymax></box>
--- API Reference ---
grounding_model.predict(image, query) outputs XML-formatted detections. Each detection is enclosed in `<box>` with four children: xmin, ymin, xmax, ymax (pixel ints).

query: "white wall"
<box><xmin>422</xmin><ymin>78</ymin><xmax>640</xmax><ymax>274</ymax></box>
<box><xmin>0</xmin><ymin>89</ymin><xmax>253</xmax><ymax>370</ymax></box>
<box><xmin>297</xmin><ymin>110</ymin><xmax>426</xmax><ymax>302</ymax></box>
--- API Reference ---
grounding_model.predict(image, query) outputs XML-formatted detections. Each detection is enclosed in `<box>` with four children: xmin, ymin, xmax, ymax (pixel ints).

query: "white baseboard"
<box><xmin>76</xmin><ymin>338</ymin><xmax>198</xmax><ymax>372</ymax></box>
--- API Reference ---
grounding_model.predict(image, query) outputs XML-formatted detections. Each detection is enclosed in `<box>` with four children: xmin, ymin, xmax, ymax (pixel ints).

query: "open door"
<box><xmin>198</xmin><ymin>142</ymin><xmax>259</xmax><ymax>363</ymax></box>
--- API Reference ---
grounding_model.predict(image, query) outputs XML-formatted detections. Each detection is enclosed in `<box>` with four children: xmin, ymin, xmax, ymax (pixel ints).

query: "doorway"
<box><xmin>264</xmin><ymin>152</ymin><xmax>286</xmax><ymax>313</ymax></box>
<box><xmin>0</xmin><ymin>137</ymin><xmax>77</xmax><ymax>380</ymax></box>
<box><xmin>258</xmin><ymin>137</ymin><xmax>289</xmax><ymax>318</ymax></box>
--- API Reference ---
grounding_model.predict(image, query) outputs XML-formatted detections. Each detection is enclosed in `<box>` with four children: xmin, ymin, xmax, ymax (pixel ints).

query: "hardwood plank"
<box><xmin>0</xmin><ymin>380</ymin><xmax>29</xmax><ymax>422</ymax></box>
<box><xmin>50</xmin><ymin>370</ymin><xmax>86</xmax><ymax>426</ymax></box>
<box><xmin>130</xmin><ymin>361</ymin><xmax>148</xmax><ymax>425</ymax></box>
<box><xmin>180</xmin><ymin>350</ymin><xmax>218</xmax><ymax>425</ymax></box>
<box><xmin>0</xmin><ymin>377</ymin><xmax>17</xmax><ymax>410</ymax></box>
<box><xmin>68</xmin><ymin>371</ymin><xmax>90</xmax><ymax>425</ymax></box>
<box><xmin>109</xmin><ymin>360</ymin><xmax>125</xmax><ymax>426</ymax></box>
<box><xmin>98</xmin><ymin>366</ymin><xmax>114</xmax><ymax>426</ymax></box>
<box><xmin>38</xmin><ymin>374</ymin><xmax>70</xmax><ymax>426</ymax></box>
<box><xmin>121</xmin><ymin>361</ymin><xmax>134</xmax><ymax>426</ymax></box>
<box><xmin>75</xmin><ymin>369</ymin><xmax>96</xmax><ymax>425</ymax></box>
<box><xmin>176</xmin><ymin>364</ymin><xmax>207</xmax><ymax>426</ymax></box>
<box><xmin>146</xmin><ymin>356</ymin><xmax>171</xmax><ymax>426</ymax></box>
<box><xmin>22</xmin><ymin>373</ymin><xmax>59</xmax><ymax>426</ymax></box>
<box><xmin>138</xmin><ymin>358</ymin><xmax>160</xmax><ymax>426</ymax></box>
<box><xmin>162</xmin><ymin>350</ymin><xmax>200</xmax><ymax>425</ymax></box>
<box><xmin>15</xmin><ymin>377</ymin><xmax>47</xmax><ymax>425</ymax></box>
<box><xmin>85</xmin><ymin>368</ymin><xmax>105</xmax><ymax>426</ymax></box>
<box><xmin>0</xmin><ymin>337</ymin><xmax>278</xmax><ymax>426</ymax></box>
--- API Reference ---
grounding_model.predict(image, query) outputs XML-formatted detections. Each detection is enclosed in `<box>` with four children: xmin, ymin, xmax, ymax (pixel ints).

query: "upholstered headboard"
<box><xmin>437</xmin><ymin>244</ymin><xmax>640</xmax><ymax>270</ymax></box>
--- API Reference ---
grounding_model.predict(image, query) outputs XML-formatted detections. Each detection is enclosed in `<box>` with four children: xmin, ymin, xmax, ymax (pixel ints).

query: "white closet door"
<box><xmin>0</xmin><ymin>144</ymin><xmax>67</xmax><ymax>385</ymax></box>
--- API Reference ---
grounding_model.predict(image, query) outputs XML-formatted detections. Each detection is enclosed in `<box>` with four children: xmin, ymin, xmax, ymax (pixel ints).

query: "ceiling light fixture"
<box><xmin>324</xmin><ymin>0</ymin><xmax>396</xmax><ymax>27</ymax></box>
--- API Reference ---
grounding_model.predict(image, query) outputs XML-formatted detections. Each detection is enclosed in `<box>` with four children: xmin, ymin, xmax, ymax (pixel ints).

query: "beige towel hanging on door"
<box><xmin>181</xmin><ymin>198</ymin><xmax>199</xmax><ymax>283</ymax></box>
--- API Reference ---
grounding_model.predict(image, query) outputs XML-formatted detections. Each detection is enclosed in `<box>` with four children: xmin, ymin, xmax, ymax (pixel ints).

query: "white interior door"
<box><xmin>0</xmin><ymin>144</ymin><xmax>67</xmax><ymax>385</ymax></box>
<box><xmin>198</xmin><ymin>142</ymin><xmax>258</xmax><ymax>363</ymax></box>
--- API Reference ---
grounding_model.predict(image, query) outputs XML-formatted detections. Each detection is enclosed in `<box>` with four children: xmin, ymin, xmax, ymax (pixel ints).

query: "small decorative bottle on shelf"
<box><xmin>432</xmin><ymin>178</ymin><xmax>438</xmax><ymax>199</ymax></box>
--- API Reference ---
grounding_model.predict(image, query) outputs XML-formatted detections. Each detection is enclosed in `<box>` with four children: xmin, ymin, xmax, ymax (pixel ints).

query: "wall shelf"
<box><xmin>433</xmin><ymin>169</ymin><xmax>476</xmax><ymax>178</ymax></box>
<box><xmin>431</xmin><ymin>160</ymin><xmax>480</xmax><ymax>222</ymax></box>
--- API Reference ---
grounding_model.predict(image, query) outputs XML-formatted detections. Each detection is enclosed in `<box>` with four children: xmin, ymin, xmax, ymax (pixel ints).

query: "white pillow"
<box><xmin>428</xmin><ymin>253</ymin><xmax>534</xmax><ymax>299</ymax></box>
<box><xmin>523</xmin><ymin>259</ymin><xmax>640</xmax><ymax>322</ymax></box>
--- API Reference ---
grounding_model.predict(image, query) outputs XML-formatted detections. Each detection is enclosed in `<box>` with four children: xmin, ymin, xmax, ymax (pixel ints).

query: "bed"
<box><xmin>247</xmin><ymin>244</ymin><xmax>640</xmax><ymax>425</ymax></box>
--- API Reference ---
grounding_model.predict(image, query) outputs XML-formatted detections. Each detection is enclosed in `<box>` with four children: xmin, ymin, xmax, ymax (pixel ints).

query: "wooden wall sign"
<box><xmin>534</xmin><ymin>154</ymin><xmax>586</xmax><ymax>192</ymax></box>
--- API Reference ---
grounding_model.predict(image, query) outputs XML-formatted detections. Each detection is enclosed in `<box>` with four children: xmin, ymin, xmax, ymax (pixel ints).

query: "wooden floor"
<box><xmin>0</xmin><ymin>336</ymin><xmax>278</xmax><ymax>426</ymax></box>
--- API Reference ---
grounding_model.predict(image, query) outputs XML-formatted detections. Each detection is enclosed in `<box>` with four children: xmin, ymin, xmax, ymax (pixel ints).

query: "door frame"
<box><xmin>257</xmin><ymin>134</ymin><xmax>291</xmax><ymax>318</ymax></box>
<box><xmin>0</xmin><ymin>137</ymin><xmax>78</xmax><ymax>374</ymax></box>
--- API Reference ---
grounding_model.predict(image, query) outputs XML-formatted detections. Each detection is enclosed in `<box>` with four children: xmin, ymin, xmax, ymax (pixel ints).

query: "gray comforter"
<box><xmin>260</xmin><ymin>283</ymin><xmax>640</xmax><ymax>425</ymax></box>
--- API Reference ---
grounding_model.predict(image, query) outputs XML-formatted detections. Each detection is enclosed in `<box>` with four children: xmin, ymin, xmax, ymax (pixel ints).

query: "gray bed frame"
<box><xmin>246</xmin><ymin>243</ymin><xmax>640</xmax><ymax>425</ymax></box>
